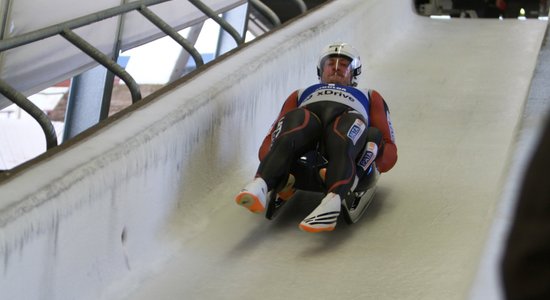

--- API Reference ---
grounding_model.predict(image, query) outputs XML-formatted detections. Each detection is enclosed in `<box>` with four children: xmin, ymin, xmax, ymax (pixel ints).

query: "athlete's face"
<box><xmin>321</xmin><ymin>56</ymin><xmax>353</xmax><ymax>85</ymax></box>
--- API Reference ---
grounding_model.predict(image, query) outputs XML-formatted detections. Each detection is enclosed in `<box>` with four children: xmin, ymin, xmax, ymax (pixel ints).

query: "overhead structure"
<box><xmin>0</xmin><ymin>0</ymin><xmax>248</xmax><ymax>150</ymax></box>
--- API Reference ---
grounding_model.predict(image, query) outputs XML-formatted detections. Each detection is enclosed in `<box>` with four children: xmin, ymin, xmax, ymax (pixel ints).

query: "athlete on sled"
<box><xmin>235</xmin><ymin>42</ymin><xmax>397</xmax><ymax>233</ymax></box>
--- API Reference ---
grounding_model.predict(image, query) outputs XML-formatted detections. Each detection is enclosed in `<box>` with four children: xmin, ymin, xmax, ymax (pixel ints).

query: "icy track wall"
<box><xmin>0</xmin><ymin>0</ymin><xmax>414</xmax><ymax>299</ymax></box>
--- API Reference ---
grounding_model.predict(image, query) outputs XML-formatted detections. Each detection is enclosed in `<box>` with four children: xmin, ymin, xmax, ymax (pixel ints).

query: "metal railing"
<box><xmin>248</xmin><ymin>0</ymin><xmax>308</xmax><ymax>27</ymax></box>
<box><xmin>249</xmin><ymin>0</ymin><xmax>281</xmax><ymax>26</ymax></box>
<box><xmin>0</xmin><ymin>0</ymin><xmax>245</xmax><ymax>152</ymax></box>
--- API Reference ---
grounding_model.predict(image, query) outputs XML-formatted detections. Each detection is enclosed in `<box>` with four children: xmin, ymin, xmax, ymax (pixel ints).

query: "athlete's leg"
<box><xmin>236</xmin><ymin>108</ymin><xmax>321</xmax><ymax>213</ymax></box>
<box><xmin>323</xmin><ymin>111</ymin><xmax>368</xmax><ymax>197</ymax></box>
<box><xmin>256</xmin><ymin>107</ymin><xmax>322</xmax><ymax>190</ymax></box>
<box><xmin>299</xmin><ymin>111</ymin><xmax>368</xmax><ymax>232</ymax></box>
<box><xmin>354</xmin><ymin>127</ymin><xmax>383</xmax><ymax>193</ymax></box>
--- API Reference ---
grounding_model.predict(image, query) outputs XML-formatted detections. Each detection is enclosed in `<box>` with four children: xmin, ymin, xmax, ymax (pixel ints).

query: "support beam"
<box><xmin>169</xmin><ymin>22</ymin><xmax>204</xmax><ymax>81</ymax></box>
<box><xmin>216</xmin><ymin>4</ymin><xmax>248</xmax><ymax>57</ymax></box>
<box><xmin>63</xmin><ymin>66</ymin><xmax>111</xmax><ymax>140</ymax></box>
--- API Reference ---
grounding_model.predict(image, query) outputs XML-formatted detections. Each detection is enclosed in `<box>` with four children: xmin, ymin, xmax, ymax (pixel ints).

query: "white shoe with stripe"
<box><xmin>299</xmin><ymin>193</ymin><xmax>341</xmax><ymax>233</ymax></box>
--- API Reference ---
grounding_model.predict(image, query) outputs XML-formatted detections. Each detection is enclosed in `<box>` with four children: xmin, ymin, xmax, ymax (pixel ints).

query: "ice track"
<box><xmin>0</xmin><ymin>0</ymin><xmax>548</xmax><ymax>299</ymax></box>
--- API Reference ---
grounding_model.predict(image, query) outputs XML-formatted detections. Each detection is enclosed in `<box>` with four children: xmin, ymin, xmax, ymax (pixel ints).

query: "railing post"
<box><xmin>60</xmin><ymin>28</ymin><xmax>142</xmax><ymax>103</ymax></box>
<box><xmin>138</xmin><ymin>5</ymin><xmax>204</xmax><ymax>67</ymax></box>
<box><xmin>0</xmin><ymin>80</ymin><xmax>58</xmax><ymax>149</ymax></box>
<box><xmin>188</xmin><ymin>0</ymin><xmax>245</xmax><ymax>45</ymax></box>
<box><xmin>248</xmin><ymin>0</ymin><xmax>281</xmax><ymax>27</ymax></box>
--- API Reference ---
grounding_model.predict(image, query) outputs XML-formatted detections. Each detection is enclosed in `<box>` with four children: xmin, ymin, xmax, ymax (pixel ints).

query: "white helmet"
<box><xmin>317</xmin><ymin>42</ymin><xmax>362</xmax><ymax>86</ymax></box>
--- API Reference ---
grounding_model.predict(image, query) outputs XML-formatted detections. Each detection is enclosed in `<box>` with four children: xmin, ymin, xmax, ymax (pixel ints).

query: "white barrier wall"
<box><xmin>0</xmin><ymin>0</ymin><xmax>413</xmax><ymax>299</ymax></box>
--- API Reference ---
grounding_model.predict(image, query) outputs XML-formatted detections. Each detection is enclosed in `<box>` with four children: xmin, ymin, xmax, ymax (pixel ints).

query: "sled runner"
<box><xmin>265</xmin><ymin>150</ymin><xmax>379</xmax><ymax>224</ymax></box>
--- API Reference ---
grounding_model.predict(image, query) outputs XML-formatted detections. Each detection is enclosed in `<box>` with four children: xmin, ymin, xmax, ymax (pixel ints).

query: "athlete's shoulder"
<box><xmin>282</xmin><ymin>90</ymin><xmax>300</xmax><ymax>108</ymax></box>
<box><xmin>366</xmin><ymin>88</ymin><xmax>379</xmax><ymax>96</ymax></box>
<box><xmin>365</xmin><ymin>88</ymin><xmax>387</xmax><ymax>99</ymax></box>
<box><xmin>366</xmin><ymin>89</ymin><xmax>388</xmax><ymax>106</ymax></box>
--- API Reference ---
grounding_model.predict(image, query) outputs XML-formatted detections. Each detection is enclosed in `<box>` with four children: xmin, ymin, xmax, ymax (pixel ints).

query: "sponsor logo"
<box><xmin>348</xmin><ymin>125</ymin><xmax>361</xmax><ymax>139</ymax></box>
<box><xmin>346</xmin><ymin>119</ymin><xmax>365</xmax><ymax>145</ymax></box>
<box><xmin>359</xmin><ymin>152</ymin><xmax>373</xmax><ymax>170</ymax></box>
<box><xmin>316</xmin><ymin>89</ymin><xmax>355</xmax><ymax>102</ymax></box>
<box><xmin>322</xmin><ymin>84</ymin><xmax>347</xmax><ymax>92</ymax></box>
<box><xmin>303</xmin><ymin>86</ymin><xmax>358</xmax><ymax>103</ymax></box>
<box><xmin>358</xmin><ymin>143</ymin><xmax>376</xmax><ymax>170</ymax></box>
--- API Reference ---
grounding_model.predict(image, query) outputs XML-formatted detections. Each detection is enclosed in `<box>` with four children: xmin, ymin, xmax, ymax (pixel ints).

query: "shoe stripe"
<box><xmin>306</xmin><ymin>211</ymin><xmax>339</xmax><ymax>218</ymax></box>
<box><xmin>304</xmin><ymin>214</ymin><xmax>339</xmax><ymax>221</ymax></box>
<box><xmin>303</xmin><ymin>211</ymin><xmax>340</xmax><ymax>222</ymax></box>
<box><xmin>312</xmin><ymin>216</ymin><xmax>338</xmax><ymax>221</ymax></box>
<box><xmin>316</xmin><ymin>211</ymin><xmax>340</xmax><ymax>217</ymax></box>
<box><xmin>307</xmin><ymin>221</ymin><xmax>337</xmax><ymax>225</ymax></box>
<box><xmin>305</xmin><ymin>217</ymin><xmax>338</xmax><ymax>223</ymax></box>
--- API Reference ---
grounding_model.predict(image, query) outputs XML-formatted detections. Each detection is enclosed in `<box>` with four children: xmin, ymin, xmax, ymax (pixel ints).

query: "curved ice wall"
<box><xmin>0</xmin><ymin>0</ymin><xmax>415</xmax><ymax>299</ymax></box>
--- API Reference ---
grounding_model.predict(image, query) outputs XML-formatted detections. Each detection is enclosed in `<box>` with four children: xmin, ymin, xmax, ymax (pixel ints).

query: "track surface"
<box><xmin>119</xmin><ymin>3</ymin><xmax>548</xmax><ymax>300</ymax></box>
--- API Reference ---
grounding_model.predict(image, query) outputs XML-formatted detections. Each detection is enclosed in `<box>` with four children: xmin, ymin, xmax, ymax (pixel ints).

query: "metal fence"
<box><xmin>0</xmin><ymin>0</ymin><xmax>245</xmax><ymax>150</ymax></box>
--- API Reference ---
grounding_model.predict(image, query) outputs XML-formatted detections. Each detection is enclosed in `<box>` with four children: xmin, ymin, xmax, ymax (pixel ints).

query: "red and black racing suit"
<box><xmin>256</xmin><ymin>83</ymin><xmax>397</xmax><ymax>198</ymax></box>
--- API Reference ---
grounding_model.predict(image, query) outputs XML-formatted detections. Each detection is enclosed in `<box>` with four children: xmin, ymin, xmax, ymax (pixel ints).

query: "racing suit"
<box><xmin>256</xmin><ymin>83</ymin><xmax>397</xmax><ymax>198</ymax></box>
